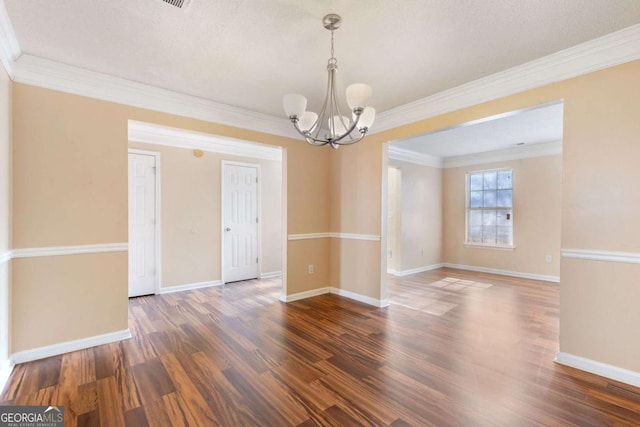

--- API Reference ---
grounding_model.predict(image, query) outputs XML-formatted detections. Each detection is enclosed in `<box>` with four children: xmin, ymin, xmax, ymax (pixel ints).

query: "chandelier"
<box><xmin>282</xmin><ymin>14</ymin><xmax>375</xmax><ymax>149</ymax></box>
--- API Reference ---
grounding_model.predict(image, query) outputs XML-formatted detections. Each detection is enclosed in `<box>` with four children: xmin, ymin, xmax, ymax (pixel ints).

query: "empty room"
<box><xmin>1</xmin><ymin>1</ymin><xmax>640</xmax><ymax>426</ymax></box>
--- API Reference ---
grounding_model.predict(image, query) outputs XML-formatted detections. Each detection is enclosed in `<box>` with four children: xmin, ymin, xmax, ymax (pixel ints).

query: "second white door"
<box><xmin>128</xmin><ymin>151</ymin><xmax>158</xmax><ymax>297</ymax></box>
<box><xmin>223</xmin><ymin>163</ymin><xmax>259</xmax><ymax>283</ymax></box>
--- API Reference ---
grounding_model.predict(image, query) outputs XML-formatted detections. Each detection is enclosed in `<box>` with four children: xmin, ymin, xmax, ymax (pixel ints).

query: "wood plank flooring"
<box><xmin>2</xmin><ymin>268</ymin><xmax>640</xmax><ymax>426</ymax></box>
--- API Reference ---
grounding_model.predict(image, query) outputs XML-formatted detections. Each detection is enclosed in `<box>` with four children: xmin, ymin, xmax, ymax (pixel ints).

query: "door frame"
<box><xmin>220</xmin><ymin>160</ymin><xmax>262</xmax><ymax>285</ymax></box>
<box><xmin>128</xmin><ymin>148</ymin><xmax>162</xmax><ymax>296</ymax></box>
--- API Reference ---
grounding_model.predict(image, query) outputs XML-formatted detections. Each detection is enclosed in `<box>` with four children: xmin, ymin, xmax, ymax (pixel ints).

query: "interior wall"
<box><xmin>11</xmin><ymin>83</ymin><xmax>330</xmax><ymax>353</ymax></box>
<box><xmin>389</xmin><ymin>159</ymin><xmax>443</xmax><ymax>272</ymax></box>
<box><xmin>127</xmin><ymin>142</ymin><xmax>283</xmax><ymax>288</ymax></box>
<box><xmin>386</xmin><ymin>166</ymin><xmax>401</xmax><ymax>272</ymax></box>
<box><xmin>0</xmin><ymin>64</ymin><xmax>11</xmax><ymax>374</ymax></box>
<box><xmin>331</xmin><ymin>60</ymin><xmax>640</xmax><ymax>373</ymax></box>
<box><xmin>329</xmin><ymin>141</ymin><xmax>382</xmax><ymax>298</ymax></box>
<box><xmin>442</xmin><ymin>154</ymin><xmax>562</xmax><ymax>278</ymax></box>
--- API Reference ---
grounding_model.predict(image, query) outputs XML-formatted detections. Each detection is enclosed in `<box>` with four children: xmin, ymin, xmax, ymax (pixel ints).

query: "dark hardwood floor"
<box><xmin>2</xmin><ymin>268</ymin><xmax>640</xmax><ymax>426</ymax></box>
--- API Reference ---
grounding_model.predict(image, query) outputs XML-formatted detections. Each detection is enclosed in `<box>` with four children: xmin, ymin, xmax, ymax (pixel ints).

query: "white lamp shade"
<box><xmin>283</xmin><ymin>94</ymin><xmax>307</xmax><ymax>118</ymax></box>
<box><xmin>298</xmin><ymin>111</ymin><xmax>318</xmax><ymax>132</ymax></box>
<box><xmin>330</xmin><ymin>115</ymin><xmax>351</xmax><ymax>135</ymax></box>
<box><xmin>355</xmin><ymin>107</ymin><xmax>375</xmax><ymax>130</ymax></box>
<box><xmin>346</xmin><ymin>83</ymin><xmax>372</xmax><ymax>110</ymax></box>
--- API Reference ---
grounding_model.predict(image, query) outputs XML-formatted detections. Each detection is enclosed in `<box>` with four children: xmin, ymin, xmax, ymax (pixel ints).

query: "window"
<box><xmin>466</xmin><ymin>168</ymin><xmax>513</xmax><ymax>247</ymax></box>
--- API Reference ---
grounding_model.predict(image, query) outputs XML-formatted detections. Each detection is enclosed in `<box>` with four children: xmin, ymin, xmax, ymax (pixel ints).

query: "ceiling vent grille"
<box><xmin>161</xmin><ymin>0</ymin><xmax>185</xmax><ymax>8</ymax></box>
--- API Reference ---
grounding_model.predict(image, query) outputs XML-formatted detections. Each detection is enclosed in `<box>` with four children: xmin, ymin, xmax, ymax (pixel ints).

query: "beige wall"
<box><xmin>128</xmin><ymin>143</ymin><xmax>283</xmax><ymax>287</ymax></box>
<box><xmin>11</xmin><ymin>83</ymin><xmax>330</xmax><ymax>352</ymax></box>
<box><xmin>331</xmin><ymin>60</ymin><xmax>640</xmax><ymax>372</ymax></box>
<box><xmin>389</xmin><ymin>159</ymin><xmax>443</xmax><ymax>272</ymax></box>
<box><xmin>8</xmin><ymin>56</ymin><xmax>640</xmax><ymax>377</ymax></box>
<box><xmin>443</xmin><ymin>155</ymin><xmax>562</xmax><ymax>277</ymax></box>
<box><xmin>386</xmin><ymin>166</ymin><xmax>401</xmax><ymax>272</ymax></box>
<box><xmin>0</xmin><ymin>65</ymin><xmax>11</xmax><ymax>367</ymax></box>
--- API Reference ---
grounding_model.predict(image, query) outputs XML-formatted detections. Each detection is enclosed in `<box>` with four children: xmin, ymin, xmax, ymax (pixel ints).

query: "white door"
<box><xmin>223</xmin><ymin>163</ymin><xmax>259</xmax><ymax>283</ymax></box>
<box><xmin>128</xmin><ymin>152</ymin><xmax>157</xmax><ymax>297</ymax></box>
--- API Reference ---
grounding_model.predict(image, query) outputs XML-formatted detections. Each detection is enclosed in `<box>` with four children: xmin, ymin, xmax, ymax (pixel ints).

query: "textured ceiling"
<box><xmin>4</xmin><ymin>1</ymin><xmax>640</xmax><ymax>117</ymax></box>
<box><xmin>393</xmin><ymin>103</ymin><xmax>563</xmax><ymax>158</ymax></box>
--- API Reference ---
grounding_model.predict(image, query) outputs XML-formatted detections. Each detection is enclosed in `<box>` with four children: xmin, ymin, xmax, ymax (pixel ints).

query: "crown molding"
<box><xmin>13</xmin><ymin>54</ymin><xmax>297</xmax><ymax>139</ymax></box>
<box><xmin>388</xmin><ymin>145</ymin><xmax>443</xmax><ymax>168</ymax></box>
<box><xmin>374</xmin><ymin>24</ymin><xmax>640</xmax><ymax>133</ymax></box>
<box><xmin>0</xmin><ymin>1</ymin><xmax>21</xmax><ymax>78</ymax></box>
<box><xmin>388</xmin><ymin>140</ymin><xmax>562</xmax><ymax>170</ymax></box>
<box><xmin>443</xmin><ymin>140</ymin><xmax>562</xmax><ymax>168</ymax></box>
<box><xmin>128</xmin><ymin>120</ymin><xmax>282</xmax><ymax>161</ymax></box>
<box><xmin>3</xmin><ymin>11</ymin><xmax>639</xmax><ymax>139</ymax></box>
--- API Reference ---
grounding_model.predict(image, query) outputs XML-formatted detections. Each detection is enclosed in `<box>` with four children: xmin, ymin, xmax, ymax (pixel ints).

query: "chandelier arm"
<box><xmin>328</xmin><ymin>113</ymin><xmax>362</xmax><ymax>144</ymax></box>
<box><xmin>291</xmin><ymin>119</ymin><xmax>329</xmax><ymax>146</ymax></box>
<box><xmin>334</xmin><ymin>129</ymin><xmax>368</xmax><ymax>146</ymax></box>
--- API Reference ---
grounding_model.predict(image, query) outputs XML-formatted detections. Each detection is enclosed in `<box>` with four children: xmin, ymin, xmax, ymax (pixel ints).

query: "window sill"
<box><xmin>464</xmin><ymin>243</ymin><xmax>515</xmax><ymax>251</ymax></box>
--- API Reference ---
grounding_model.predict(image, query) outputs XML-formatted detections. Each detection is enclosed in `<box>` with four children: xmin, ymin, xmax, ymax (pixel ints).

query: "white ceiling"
<box><xmin>393</xmin><ymin>102</ymin><xmax>563</xmax><ymax>158</ymax></box>
<box><xmin>4</xmin><ymin>1</ymin><xmax>640</xmax><ymax>118</ymax></box>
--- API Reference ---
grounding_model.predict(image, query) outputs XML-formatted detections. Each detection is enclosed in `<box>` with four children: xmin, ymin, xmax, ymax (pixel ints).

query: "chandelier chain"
<box><xmin>330</xmin><ymin>29</ymin><xmax>335</xmax><ymax>62</ymax></box>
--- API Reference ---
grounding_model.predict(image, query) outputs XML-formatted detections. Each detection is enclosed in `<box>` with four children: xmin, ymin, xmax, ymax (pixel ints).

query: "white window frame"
<box><xmin>464</xmin><ymin>167</ymin><xmax>515</xmax><ymax>250</ymax></box>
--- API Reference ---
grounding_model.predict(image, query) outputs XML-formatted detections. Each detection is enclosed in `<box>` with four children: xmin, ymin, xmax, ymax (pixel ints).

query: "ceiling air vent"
<box><xmin>161</xmin><ymin>0</ymin><xmax>185</xmax><ymax>8</ymax></box>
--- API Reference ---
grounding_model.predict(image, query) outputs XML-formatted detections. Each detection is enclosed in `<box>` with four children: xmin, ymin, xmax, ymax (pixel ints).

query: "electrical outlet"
<box><xmin>545</xmin><ymin>255</ymin><xmax>552</xmax><ymax>263</ymax></box>
<box><xmin>308</xmin><ymin>264</ymin><xmax>315</xmax><ymax>274</ymax></box>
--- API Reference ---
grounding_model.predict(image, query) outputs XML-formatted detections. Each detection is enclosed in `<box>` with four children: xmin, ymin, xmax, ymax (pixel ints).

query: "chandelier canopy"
<box><xmin>283</xmin><ymin>14</ymin><xmax>375</xmax><ymax>149</ymax></box>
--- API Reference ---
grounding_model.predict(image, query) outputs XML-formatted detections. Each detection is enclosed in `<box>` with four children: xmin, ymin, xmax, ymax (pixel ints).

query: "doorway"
<box><xmin>221</xmin><ymin>161</ymin><xmax>260</xmax><ymax>283</ymax></box>
<box><xmin>128</xmin><ymin>149</ymin><xmax>160</xmax><ymax>297</ymax></box>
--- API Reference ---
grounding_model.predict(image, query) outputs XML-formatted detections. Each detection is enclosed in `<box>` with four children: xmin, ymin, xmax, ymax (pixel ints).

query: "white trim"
<box><xmin>2</xmin><ymin>24</ymin><xmax>637</xmax><ymax>137</ymax></box>
<box><xmin>388</xmin><ymin>141</ymin><xmax>563</xmax><ymax>170</ymax></box>
<box><xmin>464</xmin><ymin>243</ymin><xmax>516</xmax><ymax>251</ymax></box>
<box><xmin>0</xmin><ymin>251</ymin><xmax>11</xmax><ymax>263</ymax></box>
<box><xmin>14</xmin><ymin>55</ymin><xmax>296</xmax><ymax>139</ymax></box>
<box><xmin>287</xmin><ymin>233</ymin><xmax>380</xmax><ymax>241</ymax></box>
<box><xmin>288</xmin><ymin>233</ymin><xmax>331</xmax><ymax>241</ymax></box>
<box><xmin>128</xmin><ymin>120</ymin><xmax>282</xmax><ymax>161</ymax></box>
<box><xmin>158</xmin><ymin>280</ymin><xmax>222</xmax><ymax>294</ymax></box>
<box><xmin>330</xmin><ymin>288</ymin><xmax>390</xmax><ymax>308</ymax></box>
<box><xmin>280</xmin><ymin>287</ymin><xmax>332</xmax><ymax>303</ymax></box>
<box><xmin>11</xmin><ymin>329</ymin><xmax>132</xmax><ymax>364</ymax></box>
<box><xmin>260</xmin><ymin>271</ymin><xmax>282</xmax><ymax>279</ymax></box>
<box><xmin>561</xmin><ymin>249</ymin><xmax>640</xmax><ymax>264</ymax></box>
<box><xmin>0</xmin><ymin>0</ymin><xmax>20</xmax><ymax>78</ymax></box>
<box><xmin>444</xmin><ymin>140</ymin><xmax>562</xmax><ymax>168</ymax></box>
<box><xmin>555</xmin><ymin>352</ymin><xmax>640</xmax><ymax>389</ymax></box>
<box><xmin>443</xmin><ymin>263</ymin><xmax>560</xmax><ymax>283</ymax></box>
<box><xmin>390</xmin><ymin>263</ymin><xmax>445</xmax><ymax>277</ymax></box>
<box><xmin>280</xmin><ymin>286</ymin><xmax>388</xmax><ymax>308</ymax></box>
<box><xmin>221</xmin><ymin>161</ymin><xmax>261</xmax><ymax>285</ymax></box>
<box><xmin>12</xmin><ymin>243</ymin><xmax>128</xmax><ymax>258</ymax></box>
<box><xmin>128</xmin><ymin>149</ymin><xmax>162</xmax><ymax>296</ymax></box>
<box><xmin>388</xmin><ymin>146</ymin><xmax>443</xmax><ymax>168</ymax></box>
<box><xmin>0</xmin><ymin>358</ymin><xmax>14</xmax><ymax>396</ymax></box>
<box><xmin>374</xmin><ymin>24</ymin><xmax>640</xmax><ymax>133</ymax></box>
<box><xmin>330</xmin><ymin>233</ymin><xmax>381</xmax><ymax>241</ymax></box>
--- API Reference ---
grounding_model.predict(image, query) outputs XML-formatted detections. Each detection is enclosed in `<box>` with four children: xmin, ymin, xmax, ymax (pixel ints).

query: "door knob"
<box><xmin>225</xmin><ymin>227</ymin><xmax>231</xmax><ymax>231</ymax></box>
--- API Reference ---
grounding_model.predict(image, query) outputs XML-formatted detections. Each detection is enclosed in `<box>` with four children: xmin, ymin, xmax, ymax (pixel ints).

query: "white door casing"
<box><xmin>222</xmin><ymin>162</ymin><xmax>259</xmax><ymax>283</ymax></box>
<box><xmin>128</xmin><ymin>151</ymin><xmax>159</xmax><ymax>297</ymax></box>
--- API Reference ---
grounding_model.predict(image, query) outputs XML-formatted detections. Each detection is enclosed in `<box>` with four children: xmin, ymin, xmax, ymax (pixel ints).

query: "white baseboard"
<box><xmin>159</xmin><ymin>280</ymin><xmax>222</xmax><ymax>294</ymax></box>
<box><xmin>260</xmin><ymin>271</ymin><xmax>282</xmax><ymax>279</ymax></box>
<box><xmin>281</xmin><ymin>286</ymin><xmax>388</xmax><ymax>308</ymax></box>
<box><xmin>11</xmin><ymin>329</ymin><xmax>132</xmax><ymax>364</ymax></box>
<box><xmin>281</xmin><ymin>287</ymin><xmax>332</xmax><ymax>303</ymax></box>
<box><xmin>391</xmin><ymin>263</ymin><xmax>445</xmax><ymax>277</ymax></box>
<box><xmin>329</xmin><ymin>288</ymin><xmax>390</xmax><ymax>308</ymax></box>
<box><xmin>555</xmin><ymin>352</ymin><xmax>640</xmax><ymax>388</ymax></box>
<box><xmin>0</xmin><ymin>358</ymin><xmax>14</xmax><ymax>396</ymax></box>
<box><xmin>443</xmin><ymin>263</ymin><xmax>560</xmax><ymax>283</ymax></box>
